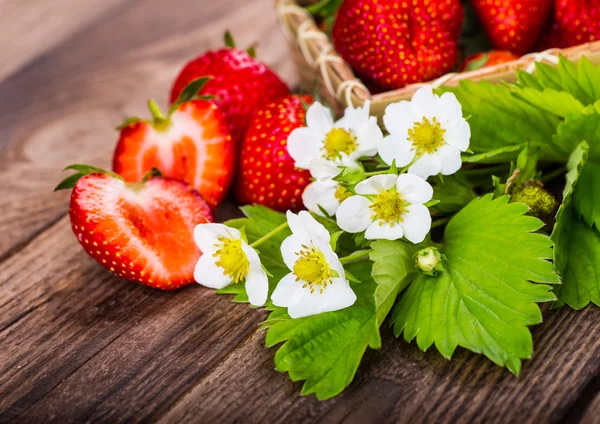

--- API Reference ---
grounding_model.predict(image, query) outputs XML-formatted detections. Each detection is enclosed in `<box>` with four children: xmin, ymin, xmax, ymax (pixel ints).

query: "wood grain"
<box><xmin>1</xmin><ymin>0</ymin><xmax>600</xmax><ymax>422</ymax></box>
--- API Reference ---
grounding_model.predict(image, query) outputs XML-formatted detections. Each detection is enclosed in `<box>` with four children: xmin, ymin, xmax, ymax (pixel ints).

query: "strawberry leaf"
<box><xmin>169</xmin><ymin>76</ymin><xmax>212</xmax><ymax>115</ymax></box>
<box><xmin>55</xmin><ymin>164</ymin><xmax>122</xmax><ymax>191</ymax></box>
<box><xmin>462</xmin><ymin>144</ymin><xmax>525</xmax><ymax>164</ymax></box>
<box><xmin>551</xmin><ymin>142</ymin><xmax>600</xmax><ymax>309</ymax></box>
<box><xmin>463</xmin><ymin>53</ymin><xmax>489</xmax><ymax>72</ymax></box>
<box><xmin>141</xmin><ymin>167</ymin><xmax>163</xmax><ymax>183</ymax></box>
<box><xmin>439</xmin><ymin>81</ymin><xmax>562</xmax><ymax>160</ymax></box>
<box><xmin>511</xmin><ymin>86</ymin><xmax>586</xmax><ymax>118</ymax></box>
<box><xmin>116</xmin><ymin>116</ymin><xmax>143</xmax><ymax>131</ymax></box>
<box><xmin>224</xmin><ymin>30</ymin><xmax>236</xmax><ymax>48</ymax></box>
<box><xmin>392</xmin><ymin>194</ymin><xmax>558</xmax><ymax>375</ymax></box>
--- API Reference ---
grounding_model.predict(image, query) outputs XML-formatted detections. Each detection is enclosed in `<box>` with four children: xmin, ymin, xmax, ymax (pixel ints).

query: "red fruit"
<box><xmin>332</xmin><ymin>0</ymin><xmax>463</xmax><ymax>90</ymax></box>
<box><xmin>113</xmin><ymin>84</ymin><xmax>235</xmax><ymax>209</ymax></box>
<box><xmin>64</xmin><ymin>171</ymin><xmax>212</xmax><ymax>290</ymax></box>
<box><xmin>555</xmin><ymin>0</ymin><xmax>600</xmax><ymax>48</ymax></box>
<box><xmin>470</xmin><ymin>0</ymin><xmax>553</xmax><ymax>54</ymax></box>
<box><xmin>236</xmin><ymin>95</ymin><xmax>313</xmax><ymax>211</ymax></box>
<box><xmin>170</xmin><ymin>44</ymin><xmax>290</xmax><ymax>144</ymax></box>
<box><xmin>460</xmin><ymin>51</ymin><xmax>521</xmax><ymax>71</ymax></box>
<box><xmin>536</xmin><ymin>18</ymin><xmax>568</xmax><ymax>50</ymax></box>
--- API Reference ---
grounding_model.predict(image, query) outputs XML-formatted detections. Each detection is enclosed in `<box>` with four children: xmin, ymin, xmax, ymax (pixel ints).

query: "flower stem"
<box><xmin>431</xmin><ymin>217</ymin><xmax>451</xmax><ymax>229</ymax></box>
<box><xmin>364</xmin><ymin>170</ymin><xmax>389</xmax><ymax>177</ymax></box>
<box><xmin>462</xmin><ymin>165</ymin><xmax>509</xmax><ymax>177</ymax></box>
<box><xmin>339</xmin><ymin>249</ymin><xmax>371</xmax><ymax>264</ymax></box>
<box><xmin>541</xmin><ymin>167</ymin><xmax>566</xmax><ymax>183</ymax></box>
<box><xmin>250</xmin><ymin>222</ymin><xmax>289</xmax><ymax>248</ymax></box>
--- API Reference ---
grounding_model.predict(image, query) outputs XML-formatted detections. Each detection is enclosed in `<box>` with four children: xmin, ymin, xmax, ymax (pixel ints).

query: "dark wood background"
<box><xmin>1</xmin><ymin>1</ymin><xmax>600</xmax><ymax>422</ymax></box>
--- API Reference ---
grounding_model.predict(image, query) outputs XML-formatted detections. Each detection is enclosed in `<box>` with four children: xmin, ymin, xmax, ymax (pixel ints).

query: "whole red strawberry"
<box><xmin>554</xmin><ymin>0</ymin><xmax>600</xmax><ymax>48</ymax></box>
<box><xmin>460</xmin><ymin>51</ymin><xmax>521</xmax><ymax>71</ymax></box>
<box><xmin>170</xmin><ymin>33</ymin><xmax>290</xmax><ymax>144</ymax></box>
<box><xmin>332</xmin><ymin>0</ymin><xmax>463</xmax><ymax>90</ymax></box>
<box><xmin>470</xmin><ymin>0</ymin><xmax>553</xmax><ymax>54</ymax></box>
<box><xmin>236</xmin><ymin>95</ymin><xmax>313</xmax><ymax>211</ymax></box>
<box><xmin>57</xmin><ymin>166</ymin><xmax>212</xmax><ymax>290</ymax></box>
<box><xmin>114</xmin><ymin>78</ymin><xmax>235</xmax><ymax>209</ymax></box>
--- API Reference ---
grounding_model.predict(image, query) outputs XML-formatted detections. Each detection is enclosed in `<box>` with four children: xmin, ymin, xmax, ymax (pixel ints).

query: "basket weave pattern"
<box><xmin>276</xmin><ymin>0</ymin><xmax>600</xmax><ymax>119</ymax></box>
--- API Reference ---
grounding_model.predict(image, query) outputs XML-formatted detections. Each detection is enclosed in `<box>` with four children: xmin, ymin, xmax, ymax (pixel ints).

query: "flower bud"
<box><xmin>511</xmin><ymin>181</ymin><xmax>558</xmax><ymax>221</ymax></box>
<box><xmin>415</xmin><ymin>247</ymin><xmax>443</xmax><ymax>275</ymax></box>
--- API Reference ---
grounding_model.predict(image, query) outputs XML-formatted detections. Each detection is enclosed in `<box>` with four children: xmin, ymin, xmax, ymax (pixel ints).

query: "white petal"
<box><xmin>302</xmin><ymin>181</ymin><xmax>340</xmax><ymax>217</ymax></box>
<box><xmin>280</xmin><ymin>235</ymin><xmax>303</xmax><ymax>270</ymax></box>
<box><xmin>241</xmin><ymin>241</ymin><xmax>262</xmax><ymax>271</ymax></box>
<box><xmin>439</xmin><ymin>92</ymin><xmax>464</xmax><ymax>123</ymax></box>
<box><xmin>287</xmin><ymin>127</ymin><xmax>322</xmax><ymax>169</ymax></box>
<box><xmin>411</xmin><ymin>87</ymin><xmax>440</xmax><ymax>120</ymax></box>
<box><xmin>400</xmin><ymin>204</ymin><xmax>432</xmax><ymax>244</ymax></box>
<box><xmin>353</xmin><ymin>117</ymin><xmax>384</xmax><ymax>158</ymax></box>
<box><xmin>336</xmin><ymin>100</ymin><xmax>370</xmax><ymax>130</ymax></box>
<box><xmin>396</xmin><ymin>174</ymin><xmax>434</xmax><ymax>204</ymax></box>
<box><xmin>438</xmin><ymin>144</ymin><xmax>463</xmax><ymax>176</ymax></box>
<box><xmin>194</xmin><ymin>223</ymin><xmax>239</xmax><ymax>253</ymax></box>
<box><xmin>298</xmin><ymin>210</ymin><xmax>330</xmax><ymax>244</ymax></box>
<box><xmin>306</xmin><ymin>102</ymin><xmax>335</xmax><ymax>134</ymax></box>
<box><xmin>408</xmin><ymin>153</ymin><xmax>443</xmax><ymax>179</ymax></box>
<box><xmin>365</xmin><ymin>220</ymin><xmax>405</xmax><ymax>240</ymax></box>
<box><xmin>286</xmin><ymin>210</ymin><xmax>311</xmax><ymax>244</ymax></box>
<box><xmin>245</xmin><ymin>269</ymin><xmax>268</xmax><ymax>306</ymax></box>
<box><xmin>288</xmin><ymin>278</ymin><xmax>357</xmax><ymax>318</ymax></box>
<box><xmin>309</xmin><ymin>158</ymin><xmax>343</xmax><ymax>180</ymax></box>
<box><xmin>194</xmin><ymin>254</ymin><xmax>232</xmax><ymax>289</ymax></box>
<box><xmin>444</xmin><ymin>120</ymin><xmax>471</xmax><ymax>151</ymax></box>
<box><xmin>383</xmin><ymin>101</ymin><xmax>417</xmax><ymax>135</ymax></box>
<box><xmin>271</xmin><ymin>272</ymin><xmax>306</xmax><ymax>307</ymax></box>
<box><xmin>378</xmin><ymin>133</ymin><xmax>416</xmax><ymax>167</ymax></box>
<box><xmin>355</xmin><ymin>174</ymin><xmax>397</xmax><ymax>195</ymax></box>
<box><xmin>336</xmin><ymin>196</ymin><xmax>373</xmax><ymax>233</ymax></box>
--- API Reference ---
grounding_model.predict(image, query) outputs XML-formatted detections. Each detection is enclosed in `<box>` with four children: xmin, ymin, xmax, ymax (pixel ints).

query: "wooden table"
<box><xmin>1</xmin><ymin>1</ymin><xmax>600</xmax><ymax>422</ymax></box>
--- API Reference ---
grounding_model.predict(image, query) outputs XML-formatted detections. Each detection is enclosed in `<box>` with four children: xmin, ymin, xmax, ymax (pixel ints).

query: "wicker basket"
<box><xmin>276</xmin><ymin>0</ymin><xmax>600</xmax><ymax>119</ymax></box>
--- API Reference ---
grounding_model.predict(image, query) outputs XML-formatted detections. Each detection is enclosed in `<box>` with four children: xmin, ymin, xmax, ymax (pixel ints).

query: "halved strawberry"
<box><xmin>57</xmin><ymin>166</ymin><xmax>212</xmax><ymax>290</ymax></box>
<box><xmin>113</xmin><ymin>78</ymin><xmax>235</xmax><ymax>209</ymax></box>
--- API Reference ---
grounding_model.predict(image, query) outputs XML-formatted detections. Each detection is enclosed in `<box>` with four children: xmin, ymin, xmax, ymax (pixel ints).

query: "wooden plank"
<box><xmin>0</xmin><ymin>0</ymin><xmax>126</xmax><ymax>82</ymax></box>
<box><xmin>0</xmin><ymin>0</ymin><xmax>297</xmax><ymax>258</ymax></box>
<box><xmin>160</xmin><ymin>305</ymin><xmax>600</xmax><ymax>423</ymax></box>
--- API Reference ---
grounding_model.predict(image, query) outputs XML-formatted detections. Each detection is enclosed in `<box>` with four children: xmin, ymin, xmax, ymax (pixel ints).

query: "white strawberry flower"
<box><xmin>272</xmin><ymin>211</ymin><xmax>356</xmax><ymax>318</ymax></box>
<box><xmin>379</xmin><ymin>88</ymin><xmax>471</xmax><ymax>179</ymax></box>
<box><xmin>336</xmin><ymin>174</ymin><xmax>433</xmax><ymax>243</ymax></box>
<box><xmin>287</xmin><ymin>100</ymin><xmax>383</xmax><ymax>180</ymax></box>
<box><xmin>302</xmin><ymin>179</ymin><xmax>352</xmax><ymax>217</ymax></box>
<box><xmin>194</xmin><ymin>223</ymin><xmax>268</xmax><ymax>307</ymax></box>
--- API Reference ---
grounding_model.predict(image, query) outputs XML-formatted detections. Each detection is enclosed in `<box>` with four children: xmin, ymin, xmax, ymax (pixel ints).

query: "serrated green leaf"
<box><xmin>462</xmin><ymin>144</ymin><xmax>525</xmax><ymax>164</ymax></box>
<box><xmin>511</xmin><ymin>86</ymin><xmax>585</xmax><ymax>118</ymax></box>
<box><xmin>54</xmin><ymin>172</ymin><xmax>85</xmax><ymax>191</ymax></box>
<box><xmin>263</xmin><ymin>277</ymin><xmax>380</xmax><ymax>400</ymax></box>
<box><xmin>439</xmin><ymin>81</ymin><xmax>561</xmax><ymax>160</ymax></box>
<box><xmin>169</xmin><ymin>77</ymin><xmax>212</xmax><ymax>115</ymax></box>
<box><xmin>553</xmin><ymin>112</ymin><xmax>600</xmax><ymax>160</ymax></box>
<box><xmin>393</xmin><ymin>194</ymin><xmax>558</xmax><ymax>375</ymax></box>
<box><xmin>430</xmin><ymin>173</ymin><xmax>476</xmax><ymax>214</ymax></box>
<box><xmin>116</xmin><ymin>116</ymin><xmax>143</xmax><ymax>130</ymax></box>
<box><xmin>55</xmin><ymin>164</ymin><xmax>123</xmax><ymax>190</ymax></box>
<box><xmin>370</xmin><ymin>240</ymin><xmax>420</xmax><ymax>325</ymax></box>
<box><xmin>573</xmin><ymin>163</ymin><xmax>600</xmax><ymax>231</ymax></box>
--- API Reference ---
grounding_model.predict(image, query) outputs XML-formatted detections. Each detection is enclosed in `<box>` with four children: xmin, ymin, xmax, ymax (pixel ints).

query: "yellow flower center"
<box><xmin>293</xmin><ymin>246</ymin><xmax>333</xmax><ymax>294</ymax></box>
<box><xmin>323</xmin><ymin>128</ymin><xmax>357</xmax><ymax>160</ymax></box>
<box><xmin>213</xmin><ymin>237</ymin><xmax>249</xmax><ymax>283</ymax></box>
<box><xmin>334</xmin><ymin>185</ymin><xmax>352</xmax><ymax>202</ymax></box>
<box><xmin>369</xmin><ymin>190</ymin><xmax>408</xmax><ymax>225</ymax></box>
<box><xmin>407</xmin><ymin>117</ymin><xmax>446</xmax><ymax>155</ymax></box>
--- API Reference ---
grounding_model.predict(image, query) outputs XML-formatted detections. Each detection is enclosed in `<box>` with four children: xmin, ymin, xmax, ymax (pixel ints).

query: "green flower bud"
<box><xmin>415</xmin><ymin>247</ymin><xmax>444</xmax><ymax>275</ymax></box>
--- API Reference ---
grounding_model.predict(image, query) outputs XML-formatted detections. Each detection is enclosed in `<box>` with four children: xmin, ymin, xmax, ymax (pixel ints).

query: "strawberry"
<box><xmin>56</xmin><ymin>166</ymin><xmax>212</xmax><ymax>290</ymax></box>
<box><xmin>460</xmin><ymin>51</ymin><xmax>521</xmax><ymax>71</ymax></box>
<box><xmin>554</xmin><ymin>0</ymin><xmax>600</xmax><ymax>48</ymax></box>
<box><xmin>235</xmin><ymin>95</ymin><xmax>312</xmax><ymax>211</ymax></box>
<box><xmin>470</xmin><ymin>0</ymin><xmax>553</xmax><ymax>54</ymax></box>
<box><xmin>170</xmin><ymin>33</ymin><xmax>290</xmax><ymax>144</ymax></box>
<box><xmin>113</xmin><ymin>78</ymin><xmax>235</xmax><ymax>209</ymax></box>
<box><xmin>331</xmin><ymin>0</ymin><xmax>464</xmax><ymax>90</ymax></box>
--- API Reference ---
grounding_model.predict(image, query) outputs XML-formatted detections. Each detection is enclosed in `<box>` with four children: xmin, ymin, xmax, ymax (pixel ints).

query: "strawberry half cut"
<box><xmin>113</xmin><ymin>77</ymin><xmax>235</xmax><ymax>209</ymax></box>
<box><xmin>58</xmin><ymin>166</ymin><xmax>212</xmax><ymax>290</ymax></box>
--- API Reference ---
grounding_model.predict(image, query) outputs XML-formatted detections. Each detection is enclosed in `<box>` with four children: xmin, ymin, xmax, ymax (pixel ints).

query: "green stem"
<box><xmin>541</xmin><ymin>167</ymin><xmax>566</xmax><ymax>183</ymax></box>
<box><xmin>339</xmin><ymin>249</ymin><xmax>371</xmax><ymax>264</ymax></box>
<box><xmin>431</xmin><ymin>217</ymin><xmax>451</xmax><ymax>229</ymax></box>
<box><xmin>250</xmin><ymin>222</ymin><xmax>289</xmax><ymax>248</ymax></box>
<box><xmin>148</xmin><ymin>99</ymin><xmax>167</xmax><ymax>121</ymax></box>
<box><xmin>364</xmin><ymin>170</ymin><xmax>389</xmax><ymax>177</ymax></box>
